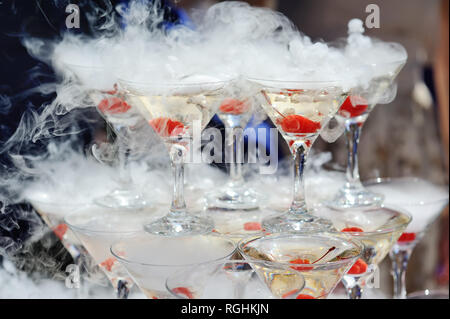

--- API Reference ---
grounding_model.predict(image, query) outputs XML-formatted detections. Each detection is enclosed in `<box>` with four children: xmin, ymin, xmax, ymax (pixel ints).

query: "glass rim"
<box><xmin>327</xmin><ymin>204</ymin><xmax>413</xmax><ymax>236</ymax></box>
<box><xmin>365</xmin><ymin>58</ymin><xmax>407</xmax><ymax>68</ymax></box>
<box><xmin>64</xmin><ymin>212</ymin><xmax>146</xmax><ymax>235</ymax></box>
<box><xmin>110</xmin><ymin>234</ymin><xmax>237</xmax><ymax>267</ymax></box>
<box><xmin>118</xmin><ymin>77</ymin><xmax>232</xmax><ymax>89</ymax></box>
<box><xmin>327</xmin><ymin>39</ymin><xmax>408</xmax><ymax>66</ymax></box>
<box><xmin>238</xmin><ymin>233</ymin><xmax>363</xmax><ymax>268</ymax></box>
<box><xmin>246</xmin><ymin>76</ymin><xmax>344</xmax><ymax>87</ymax></box>
<box><xmin>165</xmin><ymin>258</ymin><xmax>306</xmax><ymax>299</ymax></box>
<box><xmin>59</xmin><ymin>61</ymin><xmax>110</xmax><ymax>70</ymax></box>
<box><xmin>26</xmin><ymin>194</ymin><xmax>91</xmax><ymax>209</ymax></box>
<box><xmin>364</xmin><ymin>177</ymin><xmax>449</xmax><ymax>206</ymax></box>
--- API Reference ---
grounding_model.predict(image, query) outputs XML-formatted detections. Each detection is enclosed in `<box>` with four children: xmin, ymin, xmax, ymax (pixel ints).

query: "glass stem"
<box><xmin>346</xmin><ymin>283</ymin><xmax>363</xmax><ymax>299</ymax></box>
<box><xmin>290</xmin><ymin>142</ymin><xmax>309</xmax><ymax>213</ymax></box>
<box><xmin>341</xmin><ymin>274</ymin><xmax>364</xmax><ymax>299</ymax></box>
<box><xmin>117</xmin><ymin>280</ymin><xmax>129</xmax><ymax>299</ymax></box>
<box><xmin>344</xmin><ymin>121</ymin><xmax>363</xmax><ymax>189</ymax></box>
<box><xmin>227</xmin><ymin>127</ymin><xmax>245</xmax><ymax>187</ymax></box>
<box><xmin>116</xmin><ymin>126</ymin><xmax>132</xmax><ymax>187</ymax></box>
<box><xmin>390</xmin><ymin>245</ymin><xmax>412</xmax><ymax>299</ymax></box>
<box><xmin>169</xmin><ymin>143</ymin><xmax>187</xmax><ymax>218</ymax></box>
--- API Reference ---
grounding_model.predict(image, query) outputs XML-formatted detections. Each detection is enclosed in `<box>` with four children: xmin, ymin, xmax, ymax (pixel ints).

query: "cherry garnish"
<box><xmin>103</xmin><ymin>83</ymin><xmax>118</xmax><ymax>95</ymax></box>
<box><xmin>289</xmin><ymin>258</ymin><xmax>313</xmax><ymax>271</ymax></box>
<box><xmin>219</xmin><ymin>98</ymin><xmax>249</xmax><ymax>115</ymax></box>
<box><xmin>289</xmin><ymin>246</ymin><xmax>336</xmax><ymax>271</ymax></box>
<box><xmin>296</xmin><ymin>294</ymin><xmax>315</xmax><ymax>299</ymax></box>
<box><xmin>347</xmin><ymin>258</ymin><xmax>368</xmax><ymax>275</ymax></box>
<box><xmin>339</xmin><ymin>96</ymin><xmax>368</xmax><ymax>118</ymax></box>
<box><xmin>341</xmin><ymin>227</ymin><xmax>364</xmax><ymax>232</ymax></box>
<box><xmin>98</xmin><ymin>97</ymin><xmax>131</xmax><ymax>114</ymax></box>
<box><xmin>243</xmin><ymin>222</ymin><xmax>262</xmax><ymax>231</ymax></box>
<box><xmin>398</xmin><ymin>232</ymin><xmax>416</xmax><ymax>243</ymax></box>
<box><xmin>278</xmin><ymin>115</ymin><xmax>321</xmax><ymax>134</ymax></box>
<box><xmin>149</xmin><ymin>117</ymin><xmax>185</xmax><ymax>137</ymax></box>
<box><xmin>100</xmin><ymin>257</ymin><xmax>117</xmax><ymax>272</ymax></box>
<box><xmin>52</xmin><ymin>224</ymin><xmax>68</xmax><ymax>240</ymax></box>
<box><xmin>172</xmin><ymin>287</ymin><xmax>194</xmax><ymax>299</ymax></box>
<box><xmin>288</xmin><ymin>140</ymin><xmax>312</xmax><ymax>148</ymax></box>
<box><xmin>282</xmin><ymin>289</ymin><xmax>300</xmax><ymax>299</ymax></box>
<box><xmin>312</xmin><ymin>246</ymin><xmax>336</xmax><ymax>264</ymax></box>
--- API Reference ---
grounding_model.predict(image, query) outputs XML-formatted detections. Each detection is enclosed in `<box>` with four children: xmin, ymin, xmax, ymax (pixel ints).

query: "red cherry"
<box><xmin>339</xmin><ymin>96</ymin><xmax>368</xmax><ymax>118</ymax></box>
<box><xmin>280</xmin><ymin>89</ymin><xmax>304</xmax><ymax>97</ymax></box>
<box><xmin>282</xmin><ymin>289</ymin><xmax>299</xmax><ymax>299</ymax></box>
<box><xmin>296</xmin><ymin>294</ymin><xmax>315</xmax><ymax>299</ymax></box>
<box><xmin>287</xmin><ymin>89</ymin><xmax>304</xmax><ymax>93</ymax></box>
<box><xmin>172</xmin><ymin>287</ymin><xmax>194</xmax><ymax>299</ymax></box>
<box><xmin>149</xmin><ymin>117</ymin><xmax>185</xmax><ymax>137</ymax></box>
<box><xmin>278</xmin><ymin>115</ymin><xmax>321</xmax><ymax>134</ymax></box>
<box><xmin>103</xmin><ymin>83</ymin><xmax>118</xmax><ymax>95</ymax></box>
<box><xmin>98</xmin><ymin>97</ymin><xmax>131</xmax><ymax>114</ymax></box>
<box><xmin>219</xmin><ymin>99</ymin><xmax>249</xmax><ymax>115</ymax></box>
<box><xmin>288</xmin><ymin>140</ymin><xmax>312</xmax><ymax>148</ymax></box>
<box><xmin>347</xmin><ymin>258</ymin><xmax>368</xmax><ymax>275</ymax></box>
<box><xmin>398</xmin><ymin>232</ymin><xmax>416</xmax><ymax>243</ymax></box>
<box><xmin>341</xmin><ymin>227</ymin><xmax>364</xmax><ymax>233</ymax></box>
<box><xmin>52</xmin><ymin>224</ymin><xmax>68</xmax><ymax>240</ymax></box>
<box><xmin>243</xmin><ymin>222</ymin><xmax>262</xmax><ymax>231</ymax></box>
<box><xmin>100</xmin><ymin>257</ymin><xmax>117</xmax><ymax>272</ymax></box>
<box><xmin>289</xmin><ymin>258</ymin><xmax>313</xmax><ymax>271</ymax></box>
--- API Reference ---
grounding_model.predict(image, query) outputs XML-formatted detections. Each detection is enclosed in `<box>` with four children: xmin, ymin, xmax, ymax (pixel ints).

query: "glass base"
<box><xmin>94</xmin><ymin>189</ymin><xmax>150</xmax><ymax>210</ymax></box>
<box><xmin>206</xmin><ymin>186</ymin><xmax>260</xmax><ymax>210</ymax></box>
<box><xmin>143</xmin><ymin>213</ymin><xmax>214</xmax><ymax>236</ymax></box>
<box><xmin>327</xmin><ymin>185</ymin><xmax>384</xmax><ymax>210</ymax></box>
<box><xmin>262</xmin><ymin>210</ymin><xmax>334</xmax><ymax>234</ymax></box>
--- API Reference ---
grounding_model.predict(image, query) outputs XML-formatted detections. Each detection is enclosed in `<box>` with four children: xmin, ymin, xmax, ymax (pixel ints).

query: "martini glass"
<box><xmin>64</xmin><ymin>63</ymin><xmax>150</xmax><ymax>209</ymax></box>
<box><xmin>314</xmin><ymin>205</ymin><xmax>412</xmax><ymax>299</ymax></box>
<box><xmin>328</xmin><ymin>58</ymin><xmax>407</xmax><ymax>209</ymax></box>
<box><xmin>28</xmin><ymin>198</ymin><xmax>85</xmax><ymax>260</ymax></box>
<box><xmin>239</xmin><ymin>233</ymin><xmax>362</xmax><ymax>299</ymax></box>
<box><xmin>248</xmin><ymin>78</ymin><xmax>346</xmax><ymax>233</ymax></box>
<box><xmin>365</xmin><ymin>177</ymin><xmax>449</xmax><ymax>299</ymax></box>
<box><xmin>205</xmin><ymin>90</ymin><xmax>260</xmax><ymax>210</ymax></box>
<box><xmin>93</xmin><ymin>88</ymin><xmax>151</xmax><ymax>209</ymax></box>
<box><xmin>207</xmin><ymin>208</ymin><xmax>275</xmax><ymax>244</ymax></box>
<box><xmin>25</xmin><ymin>194</ymin><xmax>110</xmax><ymax>294</ymax></box>
<box><xmin>120</xmin><ymin>79</ymin><xmax>229</xmax><ymax>236</ymax></box>
<box><xmin>65</xmin><ymin>207</ymin><xmax>155</xmax><ymax>298</ymax></box>
<box><xmin>111</xmin><ymin>233</ymin><xmax>236</xmax><ymax>299</ymax></box>
<box><xmin>166</xmin><ymin>259</ymin><xmax>306</xmax><ymax>299</ymax></box>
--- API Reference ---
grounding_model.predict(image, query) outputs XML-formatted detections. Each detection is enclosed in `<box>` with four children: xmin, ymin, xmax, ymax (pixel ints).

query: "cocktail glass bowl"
<box><xmin>119</xmin><ymin>79</ymin><xmax>231</xmax><ymax>236</ymax></box>
<box><xmin>166</xmin><ymin>259</ymin><xmax>306</xmax><ymax>299</ymax></box>
<box><xmin>248</xmin><ymin>78</ymin><xmax>347</xmax><ymax>234</ymax></box>
<box><xmin>111</xmin><ymin>234</ymin><xmax>237</xmax><ymax>299</ymax></box>
<box><xmin>239</xmin><ymin>233</ymin><xmax>362</xmax><ymax>299</ymax></box>
<box><xmin>365</xmin><ymin>177</ymin><xmax>448</xmax><ymax>298</ymax></box>
<box><xmin>327</xmin><ymin>59</ymin><xmax>407</xmax><ymax>210</ymax></box>
<box><xmin>65</xmin><ymin>207</ymin><xmax>155</xmax><ymax>298</ymax></box>
<box><xmin>314</xmin><ymin>205</ymin><xmax>412</xmax><ymax>299</ymax></box>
